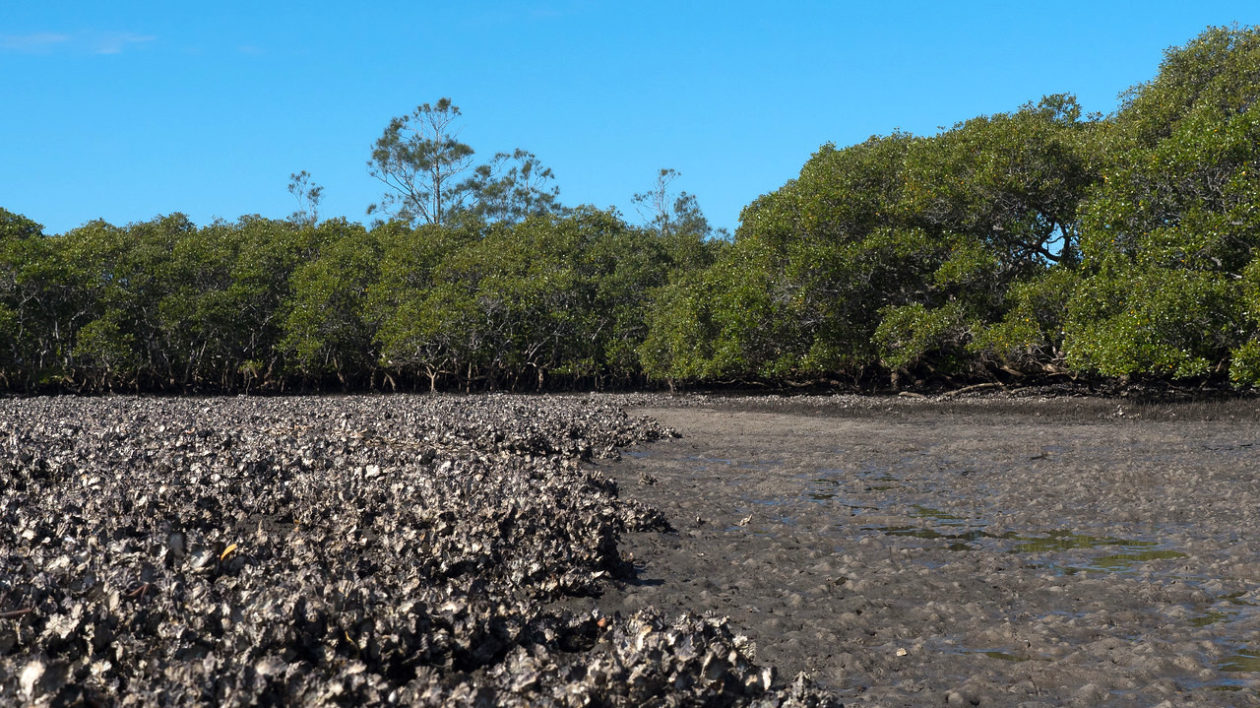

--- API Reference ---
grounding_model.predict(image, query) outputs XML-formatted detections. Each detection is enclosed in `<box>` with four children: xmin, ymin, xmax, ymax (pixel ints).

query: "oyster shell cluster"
<box><xmin>0</xmin><ymin>395</ymin><xmax>836</xmax><ymax>706</ymax></box>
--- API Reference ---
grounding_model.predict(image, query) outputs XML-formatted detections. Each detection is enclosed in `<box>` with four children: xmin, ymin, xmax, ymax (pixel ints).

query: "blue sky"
<box><xmin>2</xmin><ymin>2</ymin><xmax>1257</xmax><ymax>236</ymax></box>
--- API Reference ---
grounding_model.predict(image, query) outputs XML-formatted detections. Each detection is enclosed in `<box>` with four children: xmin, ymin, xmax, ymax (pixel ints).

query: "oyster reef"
<box><xmin>0</xmin><ymin>395</ymin><xmax>835</xmax><ymax>706</ymax></box>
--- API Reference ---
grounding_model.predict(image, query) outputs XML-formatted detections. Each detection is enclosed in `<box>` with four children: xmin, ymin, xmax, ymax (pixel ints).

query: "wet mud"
<box><xmin>588</xmin><ymin>395</ymin><xmax>1260</xmax><ymax>706</ymax></box>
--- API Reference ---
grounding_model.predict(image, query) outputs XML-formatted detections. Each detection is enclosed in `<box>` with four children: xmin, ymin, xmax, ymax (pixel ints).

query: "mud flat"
<box><xmin>585</xmin><ymin>394</ymin><xmax>1260</xmax><ymax>706</ymax></box>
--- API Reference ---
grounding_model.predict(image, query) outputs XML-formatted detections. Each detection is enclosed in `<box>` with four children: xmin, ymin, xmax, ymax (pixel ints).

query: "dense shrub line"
<box><xmin>0</xmin><ymin>209</ymin><xmax>714</xmax><ymax>393</ymax></box>
<box><xmin>4</xmin><ymin>26</ymin><xmax>1260</xmax><ymax>393</ymax></box>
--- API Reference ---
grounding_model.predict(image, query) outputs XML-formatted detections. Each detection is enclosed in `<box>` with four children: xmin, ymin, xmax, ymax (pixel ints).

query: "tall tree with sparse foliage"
<box><xmin>287</xmin><ymin>170</ymin><xmax>323</xmax><ymax>226</ymax></box>
<box><xmin>368</xmin><ymin>98</ymin><xmax>476</xmax><ymax>226</ymax></box>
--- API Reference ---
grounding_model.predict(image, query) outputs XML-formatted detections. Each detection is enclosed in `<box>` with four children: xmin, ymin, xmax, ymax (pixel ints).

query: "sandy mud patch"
<box><xmin>586</xmin><ymin>396</ymin><xmax>1260</xmax><ymax>706</ymax></box>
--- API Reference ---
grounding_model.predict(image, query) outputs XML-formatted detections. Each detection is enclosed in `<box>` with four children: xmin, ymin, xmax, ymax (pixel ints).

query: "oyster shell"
<box><xmin>0</xmin><ymin>395</ymin><xmax>834</xmax><ymax>706</ymax></box>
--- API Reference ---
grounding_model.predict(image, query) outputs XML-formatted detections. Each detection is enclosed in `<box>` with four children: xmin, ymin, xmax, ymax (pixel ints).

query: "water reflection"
<box><xmin>1221</xmin><ymin>648</ymin><xmax>1260</xmax><ymax>673</ymax></box>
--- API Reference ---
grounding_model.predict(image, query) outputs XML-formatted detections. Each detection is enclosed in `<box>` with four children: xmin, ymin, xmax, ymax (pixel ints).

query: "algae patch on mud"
<box><xmin>1221</xmin><ymin>648</ymin><xmax>1260</xmax><ymax>673</ymax></box>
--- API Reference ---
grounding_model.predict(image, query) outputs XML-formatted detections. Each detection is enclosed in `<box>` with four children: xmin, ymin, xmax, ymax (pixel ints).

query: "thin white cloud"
<box><xmin>91</xmin><ymin>32</ymin><xmax>156</xmax><ymax>55</ymax></box>
<box><xmin>0</xmin><ymin>32</ymin><xmax>71</xmax><ymax>53</ymax></box>
<box><xmin>0</xmin><ymin>30</ymin><xmax>155</xmax><ymax>55</ymax></box>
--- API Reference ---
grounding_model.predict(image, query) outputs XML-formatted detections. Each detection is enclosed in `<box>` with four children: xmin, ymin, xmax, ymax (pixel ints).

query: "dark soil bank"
<box><xmin>582</xmin><ymin>395</ymin><xmax>1260</xmax><ymax>706</ymax></box>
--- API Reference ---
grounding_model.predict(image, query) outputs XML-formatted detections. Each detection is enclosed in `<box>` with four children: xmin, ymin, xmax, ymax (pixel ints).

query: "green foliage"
<box><xmin>874</xmin><ymin>301</ymin><xmax>973</xmax><ymax>373</ymax></box>
<box><xmin>578</xmin><ymin>218</ymin><xmax>672</xmax><ymax>376</ymax></box>
<box><xmin>645</xmin><ymin>106</ymin><xmax>1096</xmax><ymax>384</ymax></box>
<box><xmin>0</xmin><ymin>208</ymin><xmax>44</xmax><ymax>242</ymax></box>
<box><xmin>641</xmin><ymin>232</ymin><xmax>813</xmax><ymax>383</ymax></box>
<box><xmin>5</xmin><ymin>25</ymin><xmax>1260</xmax><ymax>392</ymax></box>
<box><xmin>372</xmin><ymin>209</ymin><xmax>674</xmax><ymax>390</ymax></box>
<box><xmin>462</xmin><ymin>149</ymin><xmax>562</xmax><ymax>224</ymax></box>
<box><xmin>1226</xmin><ymin>258</ymin><xmax>1260</xmax><ymax>385</ymax></box>
<box><xmin>1112</xmin><ymin>26</ymin><xmax>1260</xmax><ymax>151</ymax></box>
<box><xmin>368</xmin><ymin>98</ymin><xmax>477</xmax><ymax>225</ymax></box>
<box><xmin>1229</xmin><ymin>340</ymin><xmax>1260</xmax><ymax>385</ymax></box>
<box><xmin>1064</xmin><ymin>267</ymin><xmax>1240</xmax><ymax>378</ymax></box>
<box><xmin>0</xmin><ymin>210</ymin><xmax>45</xmax><ymax>382</ymax></box>
<box><xmin>701</xmin><ymin>243</ymin><xmax>802</xmax><ymax>378</ymax></box>
<box><xmin>638</xmin><ymin>274</ymin><xmax>716</xmax><ymax>382</ymax></box>
<box><xmin>971</xmin><ymin>267</ymin><xmax>1078</xmax><ymax>370</ymax></box>
<box><xmin>902</xmin><ymin>94</ymin><xmax>1097</xmax><ymax>267</ymax></box>
<box><xmin>73</xmin><ymin>313</ymin><xmax>138</xmax><ymax>388</ymax></box>
<box><xmin>1067</xmin><ymin>25</ymin><xmax>1260</xmax><ymax>383</ymax></box>
<box><xmin>691</xmin><ymin>135</ymin><xmax>919</xmax><ymax>380</ymax></box>
<box><xmin>370</xmin><ymin>221</ymin><xmax>477</xmax><ymax>388</ymax></box>
<box><xmin>865</xmin><ymin>97</ymin><xmax>1099</xmax><ymax>379</ymax></box>
<box><xmin>433</xmin><ymin>210</ymin><xmax>625</xmax><ymax>386</ymax></box>
<box><xmin>282</xmin><ymin>220</ymin><xmax>381</xmax><ymax>382</ymax></box>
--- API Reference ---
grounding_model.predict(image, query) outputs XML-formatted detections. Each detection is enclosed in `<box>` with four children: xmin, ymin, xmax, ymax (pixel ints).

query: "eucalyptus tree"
<box><xmin>287</xmin><ymin>170</ymin><xmax>324</xmax><ymax>226</ymax></box>
<box><xmin>368</xmin><ymin>99</ymin><xmax>565</xmax><ymax>227</ymax></box>
<box><xmin>367</xmin><ymin>98</ymin><xmax>476</xmax><ymax>226</ymax></box>
<box><xmin>632</xmin><ymin>168</ymin><xmax>723</xmax><ymax>274</ymax></box>
<box><xmin>461</xmin><ymin>148</ymin><xmax>562</xmax><ymax>223</ymax></box>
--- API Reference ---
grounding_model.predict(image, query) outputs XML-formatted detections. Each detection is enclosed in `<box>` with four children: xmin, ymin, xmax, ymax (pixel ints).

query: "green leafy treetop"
<box><xmin>462</xmin><ymin>148</ymin><xmax>562</xmax><ymax>224</ymax></box>
<box><xmin>1066</xmin><ymin>24</ymin><xmax>1260</xmax><ymax>381</ymax></box>
<box><xmin>367</xmin><ymin>99</ymin><xmax>561</xmax><ymax>226</ymax></box>
<box><xmin>0</xmin><ymin>208</ymin><xmax>44</xmax><ymax>242</ymax></box>
<box><xmin>286</xmin><ymin>170</ymin><xmax>324</xmax><ymax>227</ymax></box>
<box><xmin>368</xmin><ymin>98</ymin><xmax>476</xmax><ymax>226</ymax></box>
